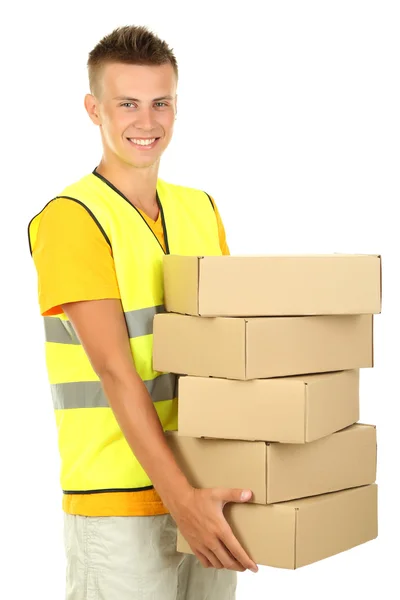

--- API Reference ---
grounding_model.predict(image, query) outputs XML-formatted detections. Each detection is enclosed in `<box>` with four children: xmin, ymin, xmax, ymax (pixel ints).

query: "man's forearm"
<box><xmin>100</xmin><ymin>369</ymin><xmax>192</xmax><ymax>511</ymax></box>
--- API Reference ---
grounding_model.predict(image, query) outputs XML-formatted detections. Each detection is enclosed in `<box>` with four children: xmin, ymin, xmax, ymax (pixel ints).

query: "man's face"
<box><xmin>86</xmin><ymin>62</ymin><xmax>177</xmax><ymax>169</ymax></box>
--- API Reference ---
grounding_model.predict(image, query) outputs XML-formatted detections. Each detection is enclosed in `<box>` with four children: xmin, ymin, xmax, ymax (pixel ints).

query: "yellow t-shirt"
<box><xmin>32</xmin><ymin>192</ymin><xmax>230</xmax><ymax>516</ymax></box>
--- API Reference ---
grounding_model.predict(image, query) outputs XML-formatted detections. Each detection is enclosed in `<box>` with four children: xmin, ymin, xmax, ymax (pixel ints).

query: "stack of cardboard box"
<box><xmin>152</xmin><ymin>254</ymin><xmax>381</xmax><ymax>569</ymax></box>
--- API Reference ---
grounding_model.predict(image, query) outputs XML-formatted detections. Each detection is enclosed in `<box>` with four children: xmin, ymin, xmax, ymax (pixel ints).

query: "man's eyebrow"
<box><xmin>113</xmin><ymin>95</ymin><xmax>174</xmax><ymax>102</ymax></box>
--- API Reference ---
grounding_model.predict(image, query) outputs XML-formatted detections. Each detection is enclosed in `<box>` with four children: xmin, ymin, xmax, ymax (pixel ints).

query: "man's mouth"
<box><xmin>127</xmin><ymin>137</ymin><xmax>160</xmax><ymax>149</ymax></box>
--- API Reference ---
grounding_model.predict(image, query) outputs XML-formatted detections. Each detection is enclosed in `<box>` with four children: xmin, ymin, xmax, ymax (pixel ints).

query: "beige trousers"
<box><xmin>64</xmin><ymin>512</ymin><xmax>237</xmax><ymax>599</ymax></box>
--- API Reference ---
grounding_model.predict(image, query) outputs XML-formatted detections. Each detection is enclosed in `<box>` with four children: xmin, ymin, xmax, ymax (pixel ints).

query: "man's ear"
<box><xmin>84</xmin><ymin>94</ymin><xmax>102</xmax><ymax>126</ymax></box>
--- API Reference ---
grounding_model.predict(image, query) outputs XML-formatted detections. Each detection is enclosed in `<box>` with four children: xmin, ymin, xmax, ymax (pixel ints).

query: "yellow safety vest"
<box><xmin>28</xmin><ymin>168</ymin><xmax>222</xmax><ymax>495</ymax></box>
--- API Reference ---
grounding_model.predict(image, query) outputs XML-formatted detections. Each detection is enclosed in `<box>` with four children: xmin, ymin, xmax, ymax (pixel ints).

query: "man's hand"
<box><xmin>168</xmin><ymin>486</ymin><xmax>258</xmax><ymax>572</ymax></box>
<box><xmin>61</xmin><ymin>298</ymin><xmax>257</xmax><ymax>573</ymax></box>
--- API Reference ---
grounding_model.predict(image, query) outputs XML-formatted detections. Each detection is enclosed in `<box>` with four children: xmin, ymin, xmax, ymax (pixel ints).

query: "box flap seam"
<box><xmin>294</xmin><ymin>508</ymin><xmax>299</xmax><ymax>569</ymax></box>
<box><xmin>244</xmin><ymin>319</ymin><xmax>248</xmax><ymax>379</ymax></box>
<box><xmin>304</xmin><ymin>383</ymin><xmax>309</xmax><ymax>442</ymax></box>
<box><xmin>196</xmin><ymin>257</ymin><xmax>201</xmax><ymax>315</ymax></box>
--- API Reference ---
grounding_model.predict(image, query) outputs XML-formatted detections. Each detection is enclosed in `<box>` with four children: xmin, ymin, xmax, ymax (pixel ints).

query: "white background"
<box><xmin>1</xmin><ymin>0</ymin><xmax>399</xmax><ymax>598</ymax></box>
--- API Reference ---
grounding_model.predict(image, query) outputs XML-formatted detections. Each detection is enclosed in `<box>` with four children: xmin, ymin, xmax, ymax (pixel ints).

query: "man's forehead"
<box><xmin>103</xmin><ymin>62</ymin><xmax>175</xmax><ymax>80</ymax></box>
<box><xmin>101</xmin><ymin>62</ymin><xmax>177</xmax><ymax>98</ymax></box>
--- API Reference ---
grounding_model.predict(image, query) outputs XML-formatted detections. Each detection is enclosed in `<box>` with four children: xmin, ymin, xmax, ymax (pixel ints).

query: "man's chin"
<box><xmin>128</xmin><ymin>158</ymin><xmax>161</xmax><ymax>170</ymax></box>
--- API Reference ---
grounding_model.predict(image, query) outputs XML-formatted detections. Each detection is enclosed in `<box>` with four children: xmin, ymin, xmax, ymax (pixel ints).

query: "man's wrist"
<box><xmin>158</xmin><ymin>476</ymin><xmax>194</xmax><ymax>514</ymax></box>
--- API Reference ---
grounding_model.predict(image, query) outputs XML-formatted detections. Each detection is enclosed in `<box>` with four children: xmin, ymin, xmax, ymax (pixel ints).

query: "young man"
<box><xmin>28</xmin><ymin>25</ymin><xmax>258</xmax><ymax>600</ymax></box>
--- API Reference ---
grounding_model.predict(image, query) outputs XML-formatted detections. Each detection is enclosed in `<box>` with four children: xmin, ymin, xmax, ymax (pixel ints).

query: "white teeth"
<box><xmin>130</xmin><ymin>138</ymin><xmax>156</xmax><ymax>146</ymax></box>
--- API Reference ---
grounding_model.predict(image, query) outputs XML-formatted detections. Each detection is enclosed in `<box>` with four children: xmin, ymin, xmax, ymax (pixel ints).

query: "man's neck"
<box><xmin>95</xmin><ymin>156</ymin><xmax>159</xmax><ymax>210</ymax></box>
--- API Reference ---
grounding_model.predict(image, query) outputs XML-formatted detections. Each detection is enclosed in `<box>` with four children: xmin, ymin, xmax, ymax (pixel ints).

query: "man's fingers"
<box><xmin>194</xmin><ymin>550</ymin><xmax>213</xmax><ymax>568</ymax></box>
<box><xmin>212</xmin><ymin>539</ymin><xmax>246</xmax><ymax>571</ymax></box>
<box><xmin>220</xmin><ymin>526</ymin><xmax>258</xmax><ymax>572</ymax></box>
<box><xmin>200</xmin><ymin>546</ymin><xmax>224</xmax><ymax>570</ymax></box>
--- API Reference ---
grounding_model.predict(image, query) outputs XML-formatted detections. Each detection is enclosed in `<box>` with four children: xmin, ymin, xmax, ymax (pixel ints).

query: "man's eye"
<box><xmin>155</xmin><ymin>102</ymin><xmax>167</xmax><ymax>107</ymax></box>
<box><xmin>121</xmin><ymin>103</ymin><xmax>134</xmax><ymax>108</ymax></box>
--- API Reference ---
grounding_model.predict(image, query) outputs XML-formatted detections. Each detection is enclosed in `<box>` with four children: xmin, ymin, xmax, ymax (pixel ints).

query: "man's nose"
<box><xmin>135</xmin><ymin>107</ymin><xmax>155</xmax><ymax>130</ymax></box>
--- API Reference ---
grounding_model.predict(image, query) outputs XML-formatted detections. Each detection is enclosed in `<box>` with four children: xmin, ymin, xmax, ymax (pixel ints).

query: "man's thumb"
<box><xmin>218</xmin><ymin>488</ymin><xmax>253</xmax><ymax>505</ymax></box>
<box><xmin>222</xmin><ymin>488</ymin><xmax>252</xmax><ymax>504</ymax></box>
<box><xmin>240</xmin><ymin>489</ymin><xmax>252</xmax><ymax>502</ymax></box>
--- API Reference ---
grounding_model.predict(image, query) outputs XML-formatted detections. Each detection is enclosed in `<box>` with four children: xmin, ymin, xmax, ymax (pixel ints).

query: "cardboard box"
<box><xmin>166</xmin><ymin>424</ymin><xmax>376</xmax><ymax>504</ymax></box>
<box><xmin>178</xmin><ymin>370</ymin><xmax>359</xmax><ymax>443</ymax></box>
<box><xmin>163</xmin><ymin>254</ymin><xmax>382</xmax><ymax>317</ymax></box>
<box><xmin>176</xmin><ymin>484</ymin><xmax>378</xmax><ymax>569</ymax></box>
<box><xmin>153</xmin><ymin>313</ymin><xmax>373</xmax><ymax>379</ymax></box>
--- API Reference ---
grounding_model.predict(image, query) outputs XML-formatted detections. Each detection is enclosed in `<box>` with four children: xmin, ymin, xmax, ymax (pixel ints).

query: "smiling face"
<box><xmin>85</xmin><ymin>62</ymin><xmax>177</xmax><ymax>170</ymax></box>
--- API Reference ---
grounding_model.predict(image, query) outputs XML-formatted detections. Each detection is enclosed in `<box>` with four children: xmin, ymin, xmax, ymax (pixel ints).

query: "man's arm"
<box><xmin>62</xmin><ymin>298</ymin><xmax>258</xmax><ymax>573</ymax></box>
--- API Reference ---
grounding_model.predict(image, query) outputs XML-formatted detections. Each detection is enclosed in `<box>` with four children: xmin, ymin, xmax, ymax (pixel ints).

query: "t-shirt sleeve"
<box><xmin>31</xmin><ymin>197</ymin><xmax>121</xmax><ymax>316</ymax></box>
<box><xmin>208</xmin><ymin>196</ymin><xmax>230</xmax><ymax>256</ymax></box>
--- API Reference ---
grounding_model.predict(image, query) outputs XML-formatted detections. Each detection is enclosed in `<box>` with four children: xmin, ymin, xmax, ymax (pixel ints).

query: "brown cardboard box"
<box><xmin>163</xmin><ymin>254</ymin><xmax>382</xmax><ymax>317</ymax></box>
<box><xmin>176</xmin><ymin>484</ymin><xmax>378</xmax><ymax>569</ymax></box>
<box><xmin>166</xmin><ymin>424</ymin><xmax>376</xmax><ymax>504</ymax></box>
<box><xmin>178</xmin><ymin>370</ymin><xmax>359</xmax><ymax>443</ymax></box>
<box><xmin>153</xmin><ymin>313</ymin><xmax>373</xmax><ymax>379</ymax></box>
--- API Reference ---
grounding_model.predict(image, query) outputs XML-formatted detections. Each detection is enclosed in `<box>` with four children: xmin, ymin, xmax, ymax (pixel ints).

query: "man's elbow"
<box><xmin>94</xmin><ymin>353</ymin><xmax>139</xmax><ymax>388</ymax></box>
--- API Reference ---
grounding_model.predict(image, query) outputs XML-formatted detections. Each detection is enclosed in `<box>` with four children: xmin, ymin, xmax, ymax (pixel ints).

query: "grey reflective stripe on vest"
<box><xmin>44</xmin><ymin>305</ymin><xmax>166</xmax><ymax>344</ymax></box>
<box><xmin>125</xmin><ymin>305</ymin><xmax>165</xmax><ymax>338</ymax></box>
<box><xmin>44</xmin><ymin>318</ymin><xmax>81</xmax><ymax>344</ymax></box>
<box><xmin>51</xmin><ymin>372</ymin><xmax>177</xmax><ymax>409</ymax></box>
